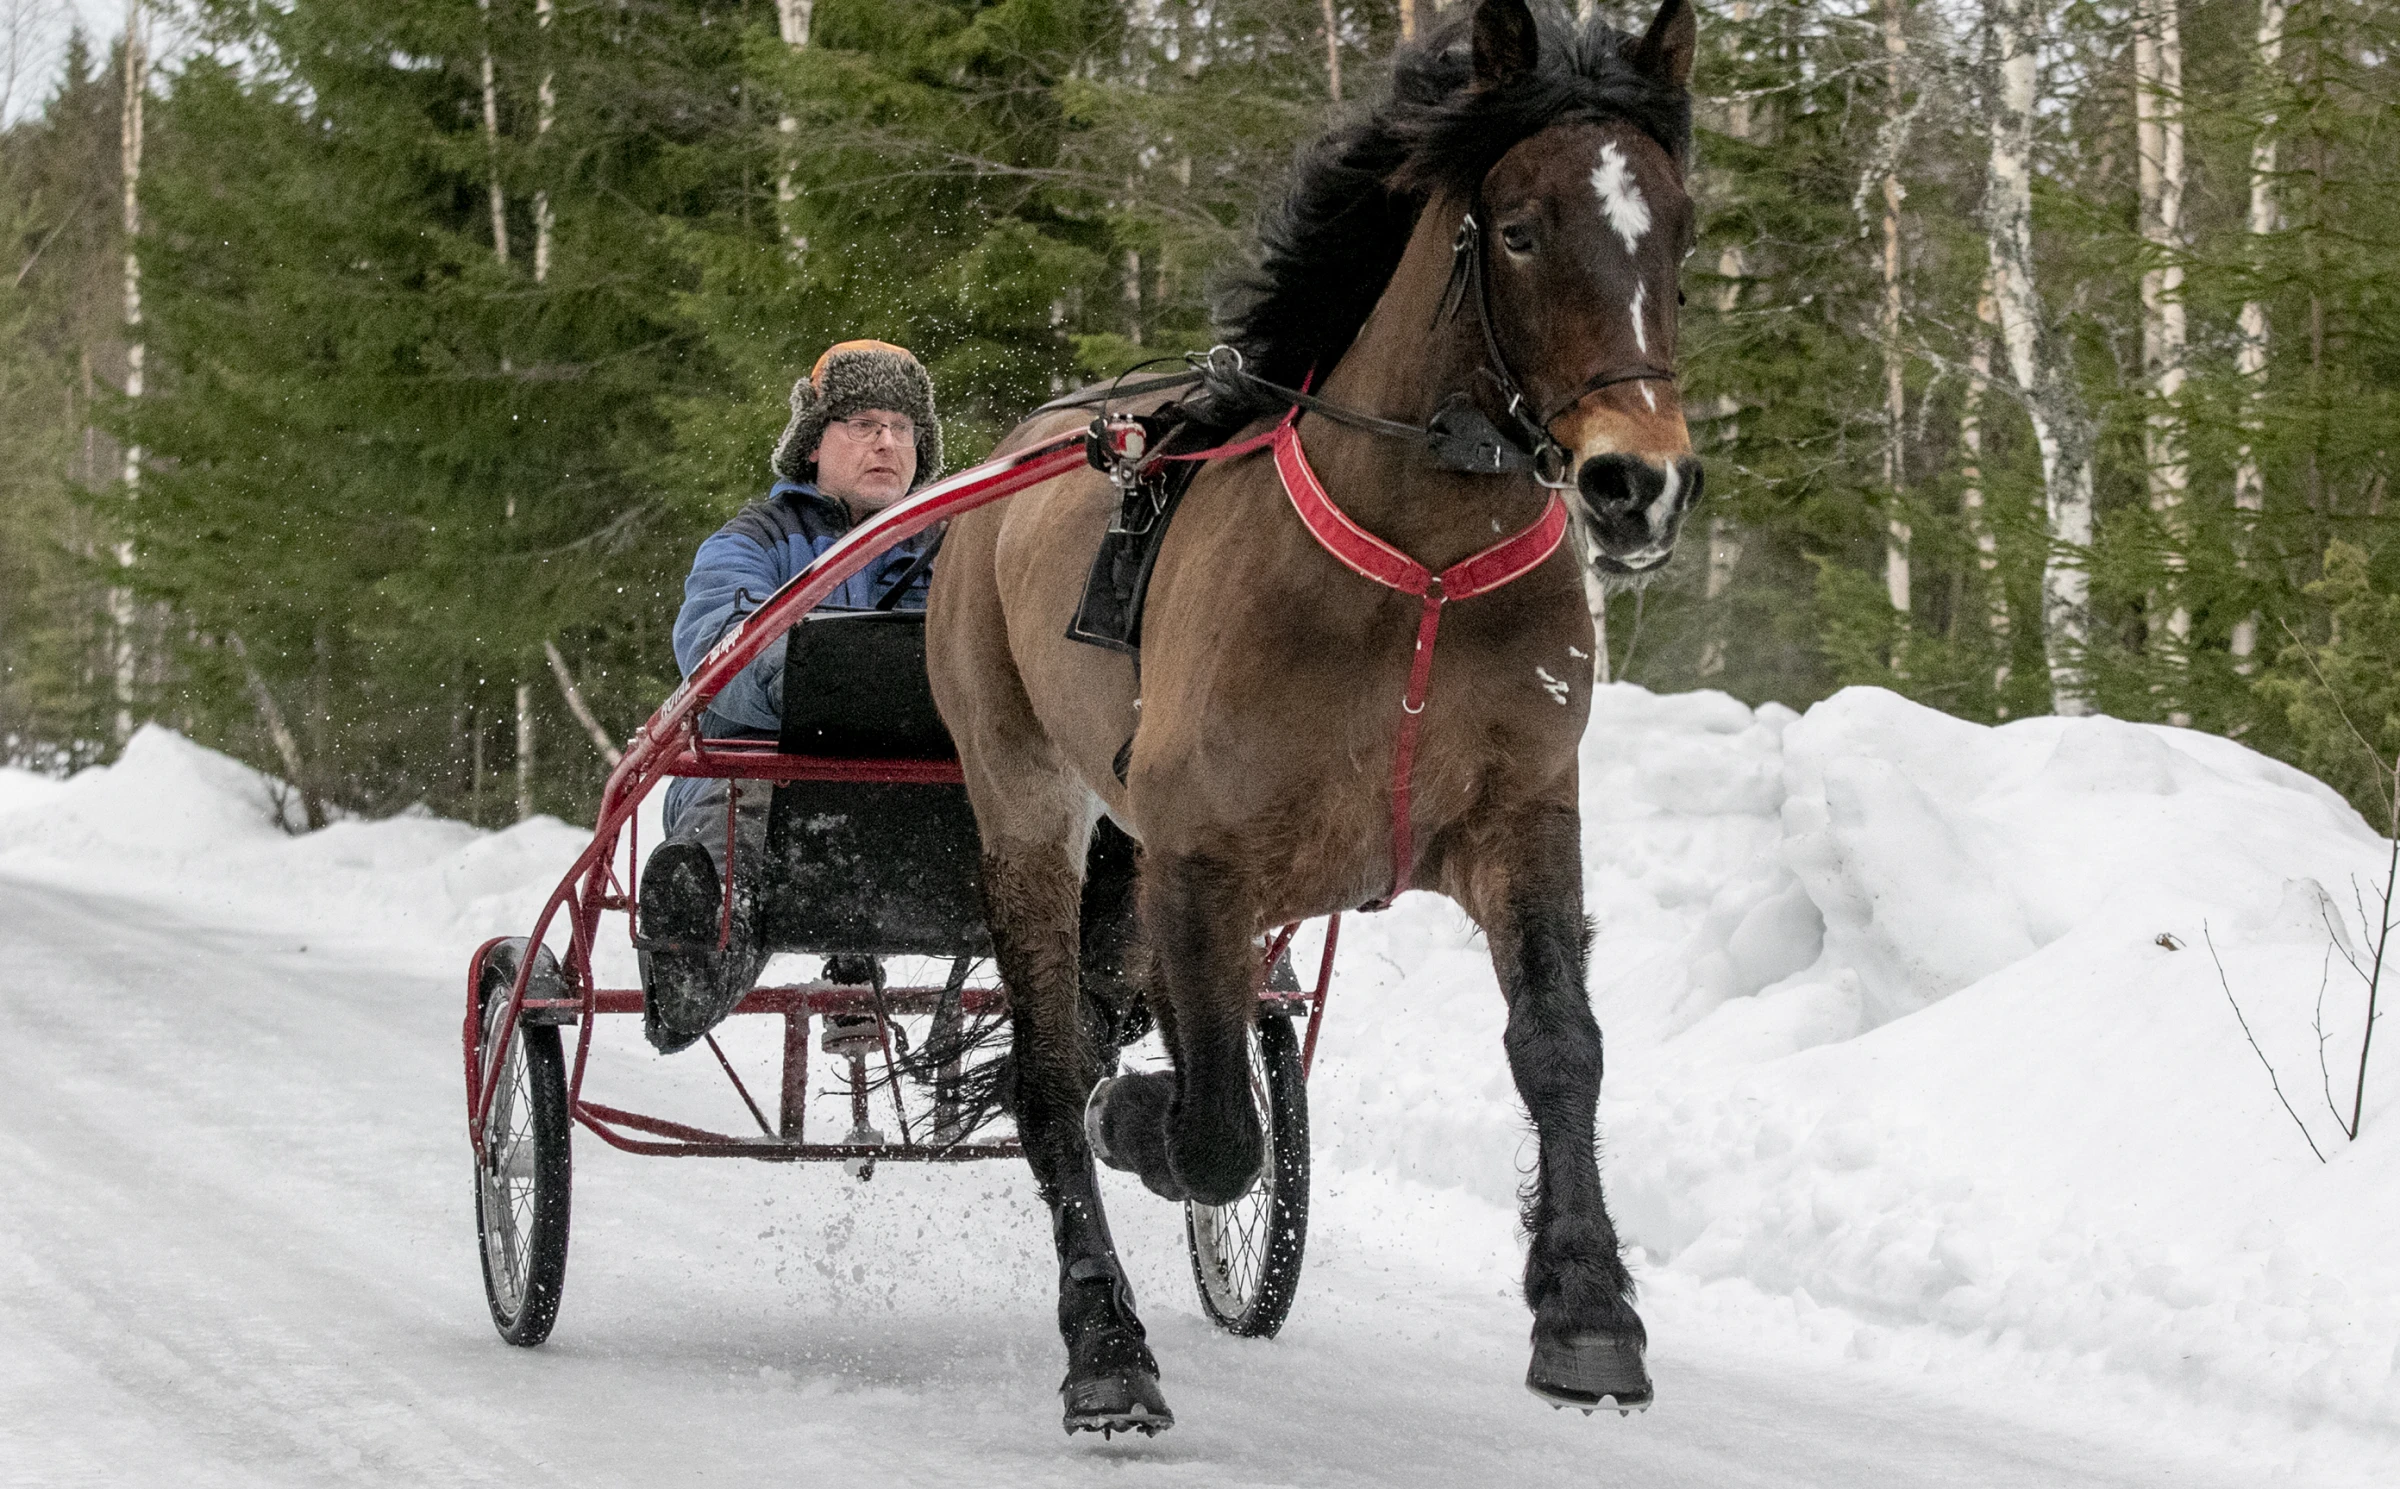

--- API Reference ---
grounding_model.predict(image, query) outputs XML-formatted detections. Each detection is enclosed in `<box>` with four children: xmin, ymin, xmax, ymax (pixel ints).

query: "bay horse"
<box><xmin>926</xmin><ymin>0</ymin><xmax>1702</xmax><ymax>1435</ymax></box>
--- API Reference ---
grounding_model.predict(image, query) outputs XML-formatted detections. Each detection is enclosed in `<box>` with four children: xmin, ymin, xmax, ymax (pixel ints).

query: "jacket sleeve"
<box><xmin>671</xmin><ymin>527</ymin><xmax>789</xmax><ymax>734</ymax></box>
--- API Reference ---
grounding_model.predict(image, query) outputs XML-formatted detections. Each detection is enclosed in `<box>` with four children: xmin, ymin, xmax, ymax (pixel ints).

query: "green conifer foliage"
<box><xmin>0</xmin><ymin>1</ymin><xmax>2390</xmax><ymax>828</ymax></box>
<box><xmin>2262</xmin><ymin>540</ymin><xmax>2400</xmax><ymax>822</ymax></box>
<box><xmin>2</xmin><ymin>29</ymin><xmax>132</xmax><ymax>767</ymax></box>
<box><xmin>118</xmin><ymin>0</ymin><xmax>757</xmax><ymax>817</ymax></box>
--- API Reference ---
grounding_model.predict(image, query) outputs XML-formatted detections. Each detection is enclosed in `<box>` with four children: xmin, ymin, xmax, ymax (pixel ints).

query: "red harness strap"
<box><xmin>1271</xmin><ymin>421</ymin><xmax>1569</xmax><ymax>906</ymax></box>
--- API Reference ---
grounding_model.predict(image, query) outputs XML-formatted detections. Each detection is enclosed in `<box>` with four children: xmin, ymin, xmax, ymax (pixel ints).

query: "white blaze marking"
<box><xmin>1641</xmin><ymin>384</ymin><xmax>1658</xmax><ymax>411</ymax></box>
<box><xmin>1628</xmin><ymin>283</ymin><xmax>1649</xmax><ymax>356</ymax></box>
<box><xmin>1591</xmin><ymin>144</ymin><xmax>1651</xmax><ymax>255</ymax></box>
<box><xmin>1645</xmin><ymin>458</ymin><xmax>1683</xmax><ymax>539</ymax></box>
<box><xmin>1534</xmin><ymin>666</ymin><xmax>1572</xmax><ymax>705</ymax></box>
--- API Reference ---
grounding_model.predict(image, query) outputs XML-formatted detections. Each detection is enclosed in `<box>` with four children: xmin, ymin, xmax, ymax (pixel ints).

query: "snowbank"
<box><xmin>0</xmin><ymin>763</ymin><xmax>65</xmax><ymax>818</ymax></box>
<box><xmin>0</xmin><ymin>725</ymin><xmax>654</xmax><ymax>976</ymax></box>
<box><xmin>1314</xmin><ymin>685</ymin><xmax>2400</xmax><ymax>1442</ymax></box>
<box><xmin>3</xmin><ymin>692</ymin><xmax>2394</xmax><ymax>1443</ymax></box>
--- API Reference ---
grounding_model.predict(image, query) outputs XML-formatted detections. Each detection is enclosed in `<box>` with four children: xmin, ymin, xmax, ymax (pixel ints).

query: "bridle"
<box><xmin>1193</xmin><ymin>201</ymin><xmax>1679</xmax><ymax>488</ymax></box>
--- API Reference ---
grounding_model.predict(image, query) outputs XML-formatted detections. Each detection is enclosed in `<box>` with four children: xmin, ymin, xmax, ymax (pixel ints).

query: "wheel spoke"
<box><xmin>1189</xmin><ymin>1018</ymin><xmax>1296</xmax><ymax>1323</ymax></box>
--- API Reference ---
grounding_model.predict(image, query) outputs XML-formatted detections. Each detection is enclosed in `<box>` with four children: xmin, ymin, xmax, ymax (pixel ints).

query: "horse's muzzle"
<box><xmin>1574</xmin><ymin>454</ymin><xmax>1703</xmax><ymax>575</ymax></box>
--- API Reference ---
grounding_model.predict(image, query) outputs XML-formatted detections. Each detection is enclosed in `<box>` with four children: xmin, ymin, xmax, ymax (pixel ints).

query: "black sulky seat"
<box><xmin>759</xmin><ymin>611</ymin><xmax>990</xmax><ymax>958</ymax></box>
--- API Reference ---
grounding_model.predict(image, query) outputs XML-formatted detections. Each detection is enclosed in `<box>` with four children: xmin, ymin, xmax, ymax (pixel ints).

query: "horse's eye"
<box><xmin>1500</xmin><ymin>223</ymin><xmax>1535</xmax><ymax>254</ymax></box>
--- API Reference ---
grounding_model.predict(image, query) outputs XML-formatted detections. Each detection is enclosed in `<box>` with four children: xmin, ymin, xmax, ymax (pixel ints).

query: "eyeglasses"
<box><xmin>829</xmin><ymin>414</ymin><xmax>915</xmax><ymax>444</ymax></box>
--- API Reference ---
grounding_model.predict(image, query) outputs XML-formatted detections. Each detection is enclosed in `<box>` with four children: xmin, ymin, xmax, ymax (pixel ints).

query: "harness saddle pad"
<box><xmin>1065</xmin><ymin>405</ymin><xmax>1231</xmax><ymax>656</ymax></box>
<box><xmin>765</xmin><ymin>612</ymin><xmax>989</xmax><ymax>956</ymax></box>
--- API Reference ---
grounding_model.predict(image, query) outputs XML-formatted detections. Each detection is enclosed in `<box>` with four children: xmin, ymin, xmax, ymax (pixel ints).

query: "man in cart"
<box><xmin>638</xmin><ymin>339</ymin><xmax>944</xmax><ymax>1055</ymax></box>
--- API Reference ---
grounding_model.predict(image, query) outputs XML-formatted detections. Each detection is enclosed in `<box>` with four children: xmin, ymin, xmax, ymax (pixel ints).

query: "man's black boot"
<box><xmin>640</xmin><ymin>840</ymin><xmax>721</xmax><ymax>948</ymax></box>
<box><xmin>639</xmin><ymin>841</ymin><xmax>732</xmax><ymax>1054</ymax></box>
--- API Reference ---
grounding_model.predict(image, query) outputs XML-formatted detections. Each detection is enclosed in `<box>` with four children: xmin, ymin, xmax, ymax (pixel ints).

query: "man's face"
<box><xmin>810</xmin><ymin>407</ymin><xmax>918</xmax><ymax>513</ymax></box>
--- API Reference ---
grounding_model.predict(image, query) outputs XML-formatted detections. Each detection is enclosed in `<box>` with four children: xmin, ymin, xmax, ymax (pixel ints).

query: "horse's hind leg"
<box><xmin>1459</xmin><ymin>805</ymin><xmax>1652</xmax><ymax>1412</ymax></box>
<box><xmin>981</xmin><ymin>817</ymin><xmax>1172</xmax><ymax>1435</ymax></box>
<box><xmin>1078</xmin><ymin>817</ymin><xmax>1151</xmax><ymax>1053</ymax></box>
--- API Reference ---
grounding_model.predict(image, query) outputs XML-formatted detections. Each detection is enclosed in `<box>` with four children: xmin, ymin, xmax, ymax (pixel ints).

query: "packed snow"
<box><xmin>3</xmin><ymin>685</ymin><xmax>2395</xmax><ymax>1485</ymax></box>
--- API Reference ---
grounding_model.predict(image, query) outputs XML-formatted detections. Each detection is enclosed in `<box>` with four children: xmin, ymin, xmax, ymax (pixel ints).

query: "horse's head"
<box><xmin>1469</xmin><ymin>0</ymin><xmax>1701</xmax><ymax>578</ymax></box>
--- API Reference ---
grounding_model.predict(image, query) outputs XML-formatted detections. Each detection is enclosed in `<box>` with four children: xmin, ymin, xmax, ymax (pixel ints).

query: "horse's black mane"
<box><xmin>1212</xmin><ymin>8</ymin><xmax>1691</xmax><ymax>413</ymax></box>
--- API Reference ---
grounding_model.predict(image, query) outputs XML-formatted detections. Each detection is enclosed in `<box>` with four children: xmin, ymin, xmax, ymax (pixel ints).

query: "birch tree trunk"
<box><xmin>1320</xmin><ymin>0</ymin><xmax>1342</xmax><ymax>103</ymax></box>
<box><xmin>1688</xmin><ymin>0</ymin><xmax>1756</xmax><ymax>684</ymax></box>
<box><xmin>2230</xmin><ymin>0</ymin><xmax>2286</xmax><ymax>671</ymax></box>
<box><xmin>1880</xmin><ymin>0</ymin><xmax>1911</xmax><ymax>643</ymax></box>
<box><xmin>1960</xmin><ymin>279</ymin><xmax>2011</xmax><ymax>709</ymax></box>
<box><xmin>228</xmin><ymin>633</ymin><xmax>324</xmax><ymax>830</ymax></box>
<box><xmin>1122</xmin><ymin>246</ymin><xmax>1143</xmax><ymax>344</ymax></box>
<box><xmin>533</xmin><ymin>0</ymin><xmax>553</xmax><ymax>285</ymax></box>
<box><xmin>775</xmin><ymin>0</ymin><xmax>811</xmax><ymax>257</ymax></box>
<box><xmin>479</xmin><ymin>0</ymin><xmax>508</xmax><ymax>264</ymax></box>
<box><xmin>476</xmin><ymin>3</ymin><xmax>536</xmax><ymax>816</ymax></box>
<box><xmin>515</xmin><ymin>681</ymin><xmax>535</xmax><ymax>822</ymax></box>
<box><xmin>1983</xmin><ymin>0</ymin><xmax>2096</xmax><ymax>716</ymax></box>
<box><xmin>112</xmin><ymin>0</ymin><xmax>147</xmax><ymax>744</ymax></box>
<box><xmin>2134</xmin><ymin>0</ymin><xmax>2189</xmax><ymax>714</ymax></box>
<box><xmin>1694</xmin><ymin>518</ymin><xmax>1742</xmax><ymax>679</ymax></box>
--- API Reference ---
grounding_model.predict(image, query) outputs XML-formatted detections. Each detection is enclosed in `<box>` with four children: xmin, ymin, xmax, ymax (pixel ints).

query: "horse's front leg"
<box><xmin>981</xmin><ymin>837</ymin><xmax>1172</xmax><ymax>1436</ymax></box>
<box><xmin>1145</xmin><ymin>851</ymin><xmax>1266</xmax><ymax>1206</ymax></box>
<box><xmin>1461</xmin><ymin>805</ymin><xmax>1652</xmax><ymax>1412</ymax></box>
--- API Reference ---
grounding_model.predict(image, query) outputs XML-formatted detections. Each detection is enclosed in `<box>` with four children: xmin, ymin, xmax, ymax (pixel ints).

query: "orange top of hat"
<box><xmin>810</xmin><ymin>339</ymin><xmax>916</xmax><ymax>389</ymax></box>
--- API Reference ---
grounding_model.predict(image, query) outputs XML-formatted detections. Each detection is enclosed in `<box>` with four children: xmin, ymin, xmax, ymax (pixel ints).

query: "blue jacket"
<box><xmin>672</xmin><ymin>480</ymin><xmax>932</xmax><ymax>738</ymax></box>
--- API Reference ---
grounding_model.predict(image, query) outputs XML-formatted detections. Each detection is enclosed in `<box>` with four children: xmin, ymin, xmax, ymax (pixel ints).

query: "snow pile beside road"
<box><xmin>0</xmin><ymin>725</ymin><xmax>646</xmax><ymax>976</ymax></box>
<box><xmin>0</xmin><ymin>763</ymin><xmax>66</xmax><ymax>818</ymax></box>
<box><xmin>1313</xmin><ymin>684</ymin><xmax>2400</xmax><ymax>1442</ymax></box>
<box><xmin>3</xmin><ymin>691</ymin><xmax>2395</xmax><ymax>1449</ymax></box>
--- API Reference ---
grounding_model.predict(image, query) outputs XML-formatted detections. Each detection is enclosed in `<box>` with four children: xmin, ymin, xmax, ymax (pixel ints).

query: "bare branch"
<box><xmin>2314</xmin><ymin>941</ymin><xmax>2342</xmax><ymax>1130</ymax></box>
<box><xmin>12</xmin><ymin>196</ymin><xmax>82</xmax><ymax>289</ymax></box>
<box><xmin>2350</xmin><ymin>832</ymin><xmax>2399</xmax><ymax>1141</ymax></box>
<box><xmin>2205</xmin><ymin>923</ymin><xmax>2326</xmax><ymax>1163</ymax></box>
<box><xmin>226</xmin><ymin>632</ymin><xmax>325</xmax><ymax>832</ymax></box>
<box><xmin>542</xmin><ymin>640</ymin><xmax>622</xmax><ymax>767</ymax></box>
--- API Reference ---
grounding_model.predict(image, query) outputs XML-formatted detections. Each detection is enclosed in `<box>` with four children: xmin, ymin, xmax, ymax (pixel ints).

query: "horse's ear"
<box><xmin>1471</xmin><ymin>0</ymin><xmax>1540</xmax><ymax>91</ymax></box>
<box><xmin>1631</xmin><ymin>0</ymin><xmax>1697</xmax><ymax>90</ymax></box>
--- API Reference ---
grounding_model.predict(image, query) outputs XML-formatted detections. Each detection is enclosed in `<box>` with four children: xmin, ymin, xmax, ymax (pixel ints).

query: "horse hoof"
<box><xmin>1526</xmin><ymin>1331</ymin><xmax>1652</xmax><ymax>1415</ymax></box>
<box><xmin>1062</xmin><ymin>1369</ymin><xmax>1174</xmax><ymax>1438</ymax></box>
<box><xmin>1084</xmin><ymin>1073</ymin><xmax>1190</xmax><ymax>1201</ymax></box>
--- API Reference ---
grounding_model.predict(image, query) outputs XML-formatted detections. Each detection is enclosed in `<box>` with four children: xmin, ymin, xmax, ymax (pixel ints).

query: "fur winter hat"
<box><xmin>769</xmin><ymin>339</ymin><xmax>944</xmax><ymax>490</ymax></box>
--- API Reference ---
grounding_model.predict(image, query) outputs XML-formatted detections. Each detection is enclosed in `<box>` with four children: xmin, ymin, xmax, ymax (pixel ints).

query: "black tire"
<box><xmin>1184</xmin><ymin>1011</ymin><xmax>1309</xmax><ymax>1337</ymax></box>
<box><xmin>473</xmin><ymin>949</ymin><xmax>572</xmax><ymax>1347</ymax></box>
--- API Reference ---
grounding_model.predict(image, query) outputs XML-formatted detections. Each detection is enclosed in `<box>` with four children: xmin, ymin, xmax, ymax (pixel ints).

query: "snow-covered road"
<box><xmin>5</xmin><ymin>687</ymin><xmax>2396</xmax><ymax>1485</ymax></box>
<box><xmin>0</xmin><ymin>873</ymin><xmax>2271</xmax><ymax>1487</ymax></box>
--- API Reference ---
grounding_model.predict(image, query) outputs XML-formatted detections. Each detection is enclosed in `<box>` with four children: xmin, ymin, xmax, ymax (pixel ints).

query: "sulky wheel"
<box><xmin>472</xmin><ymin>946</ymin><xmax>573</xmax><ymax>1347</ymax></box>
<box><xmin>1184</xmin><ymin>1011</ymin><xmax>1309</xmax><ymax>1337</ymax></box>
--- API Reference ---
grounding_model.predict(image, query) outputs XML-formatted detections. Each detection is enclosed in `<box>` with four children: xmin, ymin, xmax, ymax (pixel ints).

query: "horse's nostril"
<box><xmin>1576</xmin><ymin>454</ymin><xmax>1650</xmax><ymax>513</ymax></box>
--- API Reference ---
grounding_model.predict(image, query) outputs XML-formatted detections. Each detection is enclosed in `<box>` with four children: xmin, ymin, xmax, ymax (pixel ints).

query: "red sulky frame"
<box><xmin>464</xmin><ymin>425</ymin><xmax>1338</xmax><ymax>1170</ymax></box>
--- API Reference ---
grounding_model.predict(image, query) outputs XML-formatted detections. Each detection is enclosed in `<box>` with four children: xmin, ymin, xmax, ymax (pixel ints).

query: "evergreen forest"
<box><xmin>2</xmin><ymin>0</ymin><xmax>2395</xmax><ymax>827</ymax></box>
